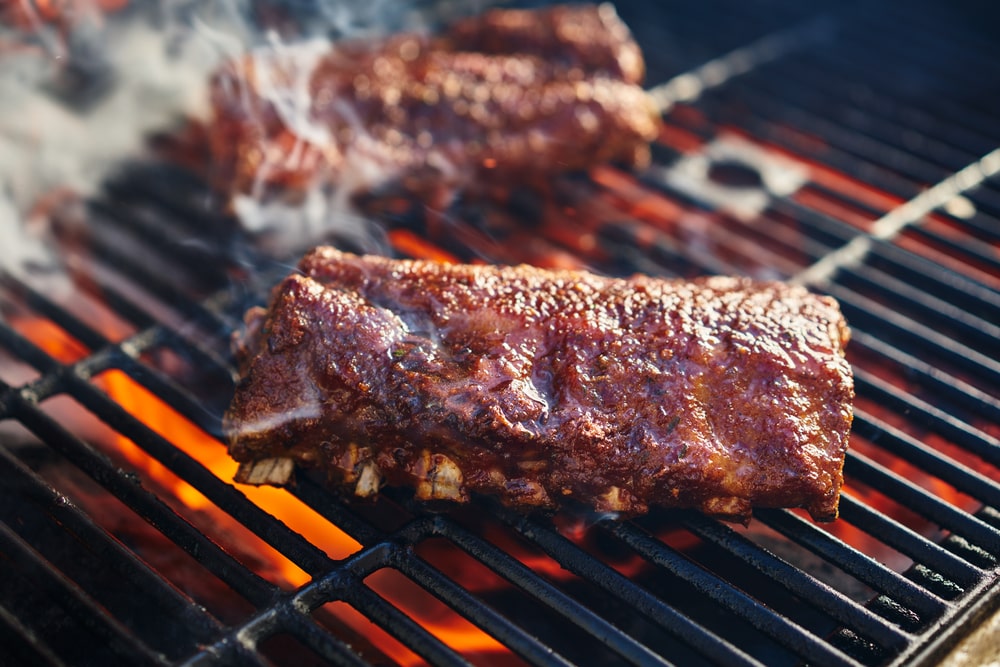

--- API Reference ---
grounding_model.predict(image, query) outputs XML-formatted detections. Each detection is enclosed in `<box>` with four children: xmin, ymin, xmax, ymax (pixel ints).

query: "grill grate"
<box><xmin>2</xmin><ymin>0</ymin><xmax>1000</xmax><ymax>665</ymax></box>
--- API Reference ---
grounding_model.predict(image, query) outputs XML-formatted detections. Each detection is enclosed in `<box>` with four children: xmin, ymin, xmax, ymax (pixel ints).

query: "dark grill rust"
<box><xmin>2</xmin><ymin>0</ymin><xmax>1000</xmax><ymax>666</ymax></box>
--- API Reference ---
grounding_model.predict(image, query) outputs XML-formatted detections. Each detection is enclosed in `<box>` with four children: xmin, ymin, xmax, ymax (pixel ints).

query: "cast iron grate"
<box><xmin>1</xmin><ymin>0</ymin><xmax>999</xmax><ymax>665</ymax></box>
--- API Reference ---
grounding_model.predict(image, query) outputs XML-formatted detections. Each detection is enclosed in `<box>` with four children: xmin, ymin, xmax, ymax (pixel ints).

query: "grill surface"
<box><xmin>2</xmin><ymin>1</ymin><xmax>999</xmax><ymax>666</ymax></box>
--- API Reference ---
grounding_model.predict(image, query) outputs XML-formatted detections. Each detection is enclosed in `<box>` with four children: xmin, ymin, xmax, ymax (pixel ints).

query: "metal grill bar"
<box><xmin>0</xmin><ymin>440</ymin><xmax>228</xmax><ymax>639</ymax></box>
<box><xmin>680</xmin><ymin>511</ymin><xmax>911</xmax><ymax>649</ymax></box>
<box><xmin>835</xmin><ymin>496</ymin><xmax>981</xmax><ymax>590</ymax></box>
<box><xmin>861</xmin><ymin>235</ymin><xmax>1000</xmax><ymax>310</ymax></box>
<box><xmin>843</xmin><ymin>454</ymin><xmax>1000</xmax><ymax>557</ymax></box>
<box><xmin>342</xmin><ymin>576</ymin><xmax>472</xmax><ymax>667</ymax></box>
<box><xmin>786</xmin><ymin>35</ymin><xmax>1000</xmax><ymax>146</ymax></box>
<box><xmin>853</xmin><ymin>369</ymin><xmax>1000</xmax><ymax>468</ymax></box>
<box><xmin>758</xmin><ymin>67</ymin><xmax>982</xmax><ymax>168</ymax></box>
<box><xmin>905</xmin><ymin>223</ymin><xmax>1000</xmax><ymax>275</ymax></box>
<box><xmin>396</xmin><ymin>553</ymin><xmax>580</xmax><ymax>667</ymax></box>
<box><xmin>0</xmin><ymin>274</ymin><xmax>109</xmax><ymax>353</ymax></box>
<box><xmin>284</xmin><ymin>475</ymin><xmax>387</xmax><ymax>546</ymax></box>
<box><xmin>850</xmin><ymin>331</ymin><xmax>1000</xmax><ymax>424</ymax></box>
<box><xmin>494</xmin><ymin>507</ymin><xmax>765</xmax><ymax>666</ymax></box>
<box><xmin>0</xmin><ymin>386</ymin><xmax>278</xmax><ymax>609</ymax></box>
<box><xmin>0</xmin><ymin>300</ymin><xmax>335</xmax><ymax>588</ymax></box>
<box><xmin>0</xmin><ymin>322</ymin><xmax>290</xmax><ymax>611</ymax></box>
<box><xmin>757</xmin><ymin>509</ymin><xmax>948</xmax><ymax>621</ymax></box>
<box><xmin>59</xmin><ymin>215</ymin><xmax>235</xmax><ymax>329</ymax></box>
<box><xmin>419</xmin><ymin>515</ymin><xmax>673</xmax><ymax>666</ymax></box>
<box><xmin>606</xmin><ymin>520</ymin><xmax>872</xmax><ymax>667</ymax></box>
<box><xmin>842</xmin><ymin>10</ymin><xmax>1000</xmax><ymax>105</ymax></box>
<box><xmin>722</xmin><ymin>82</ymin><xmax>954</xmax><ymax>184</ymax></box>
<box><xmin>851</xmin><ymin>412</ymin><xmax>1000</xmax><ymax>509</ymax></box>
<box><xmin>181</xmin><ymin>544</ymin><xmax>425</xmax><ymax>667</ymax></box>
<box><xmin>0</xmin><ymin>602</ymin><xmax>67</xmax><ymax>667</ymax></box>
<box><xmin>968</xmin><ymin>186</ymin><xmax>1000</xmax><ymax>230</ymax></box>
<box><xmin>833</xmin><ymin>266</ymin><xmax>1000</xmax><ymax>357</ymax></box>
<box><xmin>684</xmin><ymin>109</ymin><xmax>938</xmax><ymax>205</ymax></box>
<box><xmin>70</xmin><ymin>372</ymin><xmax>334</xmax><ymax>576</ymax></box>
<box><xmin>0</xmin><ymin>510</ymin><xmax>167</xmax><ymax>665</ymax></box>
<box><xmin>277</xmin><ymin>612</ymin><xmax>373</xmax><ymax>667</ymax></box>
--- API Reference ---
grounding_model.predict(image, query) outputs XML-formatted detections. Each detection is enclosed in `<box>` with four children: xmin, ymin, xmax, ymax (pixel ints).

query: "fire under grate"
<box><xmin>2</xmin><ymin>0</ymin><xmax>999</xmax><ymax>666</ymax></box>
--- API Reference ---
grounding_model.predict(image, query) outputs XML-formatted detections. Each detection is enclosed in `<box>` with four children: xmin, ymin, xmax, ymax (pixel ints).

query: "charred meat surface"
<box><xmin>208</xmin><ymin>3</ymin><xmax>661</xmax><ymax>201</ymax></box>
<box><xmin>224</xmin><ymin>248</ymin><xmax>854</xmax><ymax>523</ymax></box>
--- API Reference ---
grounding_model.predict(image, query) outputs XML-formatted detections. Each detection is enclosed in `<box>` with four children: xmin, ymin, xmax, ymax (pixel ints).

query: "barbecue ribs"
<box><xmin>223</xmin><ymin>248</ymin><xmax>854</xmax><ymax>522</ymax></box>
<box><xmin>208</xmin><ymin>3</ymin><xmax>661</xmax><ymax>202</ymax></box>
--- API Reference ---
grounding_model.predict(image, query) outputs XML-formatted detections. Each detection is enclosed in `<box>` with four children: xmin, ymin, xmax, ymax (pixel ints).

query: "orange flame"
<box><xmin>93</xmin><ymin>368</ymin><xmax>363</xmax><ymax>588</ymax></box>
<box><xmin>7</xmin><ymin>302</ymin><xmax>521</xmax><ymax>663</ymax></box>
<box><xmin>88</xmin><ymin>367</ymin><xmax>517</xmax><ymax>664</ymax></box>
<box><xmin>8</xmin><ymin>315</ymin><xmax>89</xmax><ymax>365</ymax></box>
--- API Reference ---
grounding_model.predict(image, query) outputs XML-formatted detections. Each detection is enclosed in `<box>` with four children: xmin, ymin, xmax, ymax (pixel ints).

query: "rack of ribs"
<box><xmin>223</xmin><ymin>248</ymin><xmax>854</xmax><ymax>523</ymax></box>
<box><xmin>207</xmin><ymin>3</ymin><xmax>662</xmax><ymax>203</ymax></box>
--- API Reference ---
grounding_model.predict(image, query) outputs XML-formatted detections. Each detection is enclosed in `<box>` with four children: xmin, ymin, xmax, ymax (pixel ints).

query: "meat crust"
<box><xmin>223</xmin><ymin>248</ymin><xmax>854</xmax><ymax>523</ymax></box>
<box><xmin>207</xmin><ymin>3</ymin><xmax>661</xmax><ymax>201</ymax></box>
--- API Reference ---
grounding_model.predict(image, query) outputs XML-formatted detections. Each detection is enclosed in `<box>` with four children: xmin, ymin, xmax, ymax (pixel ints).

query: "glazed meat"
<box><xmin>443</xmin><ymin>3</ymin><xmax>646</xmax><ymax>84</ymax></box>
<box><xmin>208</xmin><ymin>3</ymin><xmax>661</xmax><ymax>201</ymax></box>
<box><xmin>223</xmin><ymin>248</ymin><xmax>854</xmax><ymax>523</ymax></box>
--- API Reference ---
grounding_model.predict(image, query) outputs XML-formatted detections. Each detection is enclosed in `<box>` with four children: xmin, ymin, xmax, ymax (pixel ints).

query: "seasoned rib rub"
<box><xmin>224</xmin><ymin>248</ymin><xmax>854</xmax><ymax>522</ymax></box>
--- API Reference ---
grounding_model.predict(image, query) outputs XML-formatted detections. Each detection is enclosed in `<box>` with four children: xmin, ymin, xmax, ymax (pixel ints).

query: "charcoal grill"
<box><xmin>1</xmin><ymin>0</ymin><xmax>999</xmax><ymax>665</ymax></box>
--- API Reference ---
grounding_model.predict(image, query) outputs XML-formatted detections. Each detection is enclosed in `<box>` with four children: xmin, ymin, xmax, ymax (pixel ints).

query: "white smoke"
<box><xmin>0</xmin><ymin>4</ymin><xmax>247</xmax><ymax>275</ymax></box>
<box><xmin>0</xmin><ymin>0</ymin><xmax>495</xmax><ymax>275</ymax></box>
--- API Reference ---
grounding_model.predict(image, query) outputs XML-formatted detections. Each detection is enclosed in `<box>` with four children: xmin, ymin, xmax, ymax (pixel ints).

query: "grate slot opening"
<box><xmin>261</xmin><ymin>614</ymin><xmax>375</xmax><ymax>667</ymax></box>
<box><xmin>0</xmin><ymin>511</ymin><xmax>171</xmax><ymax>666</ymax></box>
<box><xmin>418</xmin><ymin>515</ymin><xmax>683</xmax><ymax>666</ymax></box>
<box><xmin>100</xmin><ymin>341</ymin><xmax>235</xmax><ymax>439</ymax></box>
<box><xmin>851</xmin><ymin>412</ymin><xmax>1000</xmax><ymax>510</ymax></box>
<box><xmin>58</xmin><ymin>218</ymin><xmax>236</xmax><ymax>332</ymax></box>
<box><xmin>679</xmin><ymin>511</ymin><xmax>910</xmax><ymax>651</ymax></box>
<box><xmin>315</xmin><ymin>600</ymin><xmax>424</xmax><ymax>667</ymax></box>
<box><xmin>844</xmin><ymin>453</ymin><xmax>1000</xmax><ymax>559</ymax></box>
<box><xmin>905</xmin><ymin>221</ymin><xmax>1000</xmax><ymax>276</ymax></box>
<box><xmin>3</xmin><ymin>416</ymin><xmax>260</xmax><ymax>626</ymax></box>
<box><xmin>892</xmin><ymin>227</ymin><xmax>1000</xmax><ymax>294</ymax></box>
<box><xmin>722</xmin><ymin>118</ymin><xmax>928</xmax><ymax>205</ymax></box>
<box><xmin>718</xmin><ymin>77</ymin><xmax>952</xmax><ymax>186</ymax></box>
<box><xmin>0</xmin><ymin>600</ymin><xmax>69</xmax><ymax>667</ymax></box>
<box><xmin>492</xmin><ymin>508</ymin><xmax>772</xmax><ymax>666</ymax></box>
<box><xmin>6</xmin><ymin>393</ymin><xmax>279</xmax><ymax>608</ymax></box>
<box><xmin>837</xmin><ymin>496</ymin><xmax>982</xmax><ymax>590</ymax></box>
<box><xmin>756</xmin><ymin>509</ymin><xmax>947</xmax><ymax>623</ymax></box>
<box><xmin>769</xmin><ymin>197</ymin><xmax>865</xmax><ymax>250</ymax></box>
<box><xmin>855</xmin><ymin>369</ymin><xmax>1000</xmax><ymax>469</ymax></box>
<box><xmin>969</xmin><ymin>183</ymin><xmax>1000</xmax><ymax>226</ymax></box>
<box><xmin>834</xmin><ymin>267</ymin><xmax>1000</xmax><ymax>361</ymax></box>
<box><xmin>0</xmin><ymin>441</ymin><xmax>224</xmax><ymax>654</ymax></box>
<box><xmin>829</xmin><ymin>289</ymin><xmax>1000</xmax><ymax>395</ymax></box>
<box><xmin>2</xmin><ymin>4</ymin><xmax>1000</xmax><ymax>666</ymax></box>
<box><xmin>0</xmin><ymin>314</ymin><xmax>88</xmax><ymax>376</ymax></box>
<box><xmin>849</xmin><ymin>331</ymin><xmax>1000</xmax><ymax>426</ymax></box>
<box><xmin>755</xmin><ymin>56</ymin><xmax>986</xmax><ymax>165</ymax></box>
<box><xmin>606</xmin><ymin>519</ymin><xmax>866</xmax><ymax>667</ymax></box>
<box><xmin>862</xmin><ymin>238</ymin><xmax>1000</xmax><ymax>317</ymax></box>
<box><xmin>96</xmin><ymin>166</ymin><xmax>239</xmax><ymax>250</ymax></box>
<box><xmin>0</xmin><ymin>272</ymin><xmax>111</xmax><ymax>354</ymax></box>
<box><xmin>344</xmin><ymin>575</ymin><xmax>473</xmax><ymax>667</ymax></box>
<box><xmin>74</xmin><ymin>367</ymin><xmax>332</xmax><ymax>577</ymax></box>
<box><xmin>386</xmin><ymin>555</ymin><xmax>581</xmax><ymax>667</ymax></box>
<box><xmin>843</xmin><ymin>6</ymin><xmax>1000</xmax><ymax>104</ymax></box>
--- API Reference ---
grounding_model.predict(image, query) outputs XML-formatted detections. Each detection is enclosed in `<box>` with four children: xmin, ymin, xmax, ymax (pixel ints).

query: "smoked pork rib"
<box><xmin>208</xmin><ymin>3</ymin><xmax>660</xmax><ymax>201</ymax></box>
<box><xmin>224</xmin><ymin>248</ymin><xmax>854</xmax><ymax>522</ymax></box>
